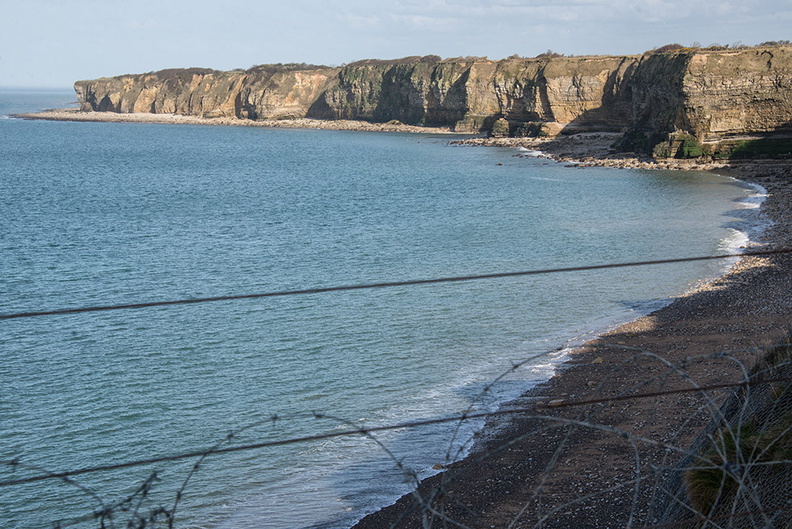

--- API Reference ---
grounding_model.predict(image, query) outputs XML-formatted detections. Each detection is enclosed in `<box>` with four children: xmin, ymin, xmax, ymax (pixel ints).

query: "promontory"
<box><xmin>71</xmin><ymin>45</ymin><xmax>792</xmax><ymax>160</ymax></box>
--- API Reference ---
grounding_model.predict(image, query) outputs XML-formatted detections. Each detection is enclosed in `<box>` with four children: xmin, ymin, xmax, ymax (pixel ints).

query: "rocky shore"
<box><xmin>12</xmin><ymin>108</ymin><xmax>457</xmax><ymax>134</ymax></box>
<box><xmin>453</xmin><ymin>134</ymin><xmax>735</xmax><ymax>171</ymax></box>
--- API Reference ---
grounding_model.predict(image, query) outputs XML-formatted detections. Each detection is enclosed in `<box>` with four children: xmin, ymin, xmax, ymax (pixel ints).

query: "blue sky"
<box><xmin>2</xmin><ymin>0</ymin><xmax>791</xmax><ymax>88</ymax></box>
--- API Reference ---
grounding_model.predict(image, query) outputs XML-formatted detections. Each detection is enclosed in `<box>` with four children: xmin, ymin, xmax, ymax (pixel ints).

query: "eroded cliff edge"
<box><xmin>74</xmin><ymin>47</ymin><xmax>792</xmax><ymax>157</ymax></box>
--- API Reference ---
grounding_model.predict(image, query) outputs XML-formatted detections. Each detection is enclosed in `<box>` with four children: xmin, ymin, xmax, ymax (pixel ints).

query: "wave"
<box><xmin>517</xmin><ymin>146</ymin><xmax>545</xmax><ymax>157</ymax></box>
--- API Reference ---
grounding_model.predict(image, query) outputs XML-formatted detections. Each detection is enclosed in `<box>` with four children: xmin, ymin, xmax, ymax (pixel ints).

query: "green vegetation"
<box><xmin>612</xmin><ymin>129</ymin><xmax>667</xmax><ymax>155</ymax></box>
<box><xmin>676</xmin><ymin>134</ymin><xmax>705</xmax><ymax>158</ymax></box>
<box><xmin>513</xmin><ymin>122</ymin><xmax>550</xmax><ymax>138</ymax></box>
<box><xmin>616</xmin><ymin>130</ymin><xmax>792</xmax><ymax>160</ymax></box>
<box><xmin>536</xmin><ymin>50</ymin><xmax>564</xmax><ymax>58</ymax></box>
<box><xmin>489</xmin><ymin>117</ymin><xmax>510</xmax><ymax>138</ymax></box>
<box><xmin>151</xmin><ymin>68</ymin><xmax>217</xmax><ymax>84</ymax></box>
<box><xmin>613</xmin><ymin>131</ymin><xmax>792</xmax><ymax>161</ymax></box>
<box><xmin>647</xmin><ymin>43</ymin><xmax>686</xmax><ymax>54</ymax></box>
<box><xmin>712</xmin><ymin>137</ymin><xmax>792</xmax><ymax>159</ymax></box>
<box><xmin>246</xmin><ymin>63</ymin><xmax>329</xmax><ymax>74</ymax></box>
<box><xmin>347</xmin><ymin>56</ymin><xmax>442</xmax><ymax>67</ymax></box>
<box><xmin>685</xmin><ymin>420</ymin><xmax>757</xmax><ymax>514</ymax></box>
<box><xmin>648</xmin><ymin>133</ymin><xmax>704</xmax><ymax>159</ymax></box>
<box><xmin>686</xmin><ymin>413</ymin><xmax>792</xmax><ymax>514</ymax></box>
<box><xmin>646</xmin><ymin>40</ymin><xmax>792</xmax><ymax>55</ymax></box>
<box><xmin>443</xmin><ymin>56</ymin><xmax>488</xmax><ymax>62</ymax></box>
<box><xmin>685</xmin><ymin>341</ymin><xmax>792</xmax><ymax>516</ymax></box>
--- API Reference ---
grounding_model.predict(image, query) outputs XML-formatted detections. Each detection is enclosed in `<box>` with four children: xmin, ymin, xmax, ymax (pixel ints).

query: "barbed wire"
<box><xmin>1</xmin><ymin>248</ymin><xmax>789</xmax><ymax>321</ymax></box>
<box><xmin>4</xmin><ymin>344</ymin><xmax>792</xmax><ymax>527</ymax></box>
<box><xmin>3</xmin><ymin>371</ymin><xmax>790</xmax><ymax>489</ymax></box>
<box><xmin>4</xmin><ymin>250</ymin><xmax>792</xmax><ymax>527</ymax></box>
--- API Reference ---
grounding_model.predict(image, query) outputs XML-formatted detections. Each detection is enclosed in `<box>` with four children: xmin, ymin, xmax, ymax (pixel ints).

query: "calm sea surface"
<box><xmin>0</xmin><ymin>90</ymin><xmax>764</xmax><ymax>529</ymax></box>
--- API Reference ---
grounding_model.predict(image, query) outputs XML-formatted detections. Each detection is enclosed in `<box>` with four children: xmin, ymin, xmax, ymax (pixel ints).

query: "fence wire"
<box><xmin>3</xmin><ymin>250</ymin><xmax>792</xmax><ymax>528</ymax></box>
<box><xmin>2</xmin><ymin>338</ymin><xmax>792</xmax><ymax>528</ymax></box>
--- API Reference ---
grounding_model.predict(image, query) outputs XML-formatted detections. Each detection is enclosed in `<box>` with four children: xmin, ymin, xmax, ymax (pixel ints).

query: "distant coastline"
<box><xmin>12</xmin><ymin>108</ymin><xmax>459</xmax><ymax>134</ymax></box>
<box><xmin>15</xmin><ymin>108</ymin><xmax>766</xmax><ymax>174</ymax></box>
<box><xmin>68</xmin><ymin>47</ymin><xmax>792</xmax><ymax>167</ymax></box>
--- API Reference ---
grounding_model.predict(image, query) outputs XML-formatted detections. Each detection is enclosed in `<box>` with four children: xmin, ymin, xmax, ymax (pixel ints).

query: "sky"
<box><xmin>2</xmin><ymin>0</ymin><xmax>791</xmax><ymax>88</ymax></box>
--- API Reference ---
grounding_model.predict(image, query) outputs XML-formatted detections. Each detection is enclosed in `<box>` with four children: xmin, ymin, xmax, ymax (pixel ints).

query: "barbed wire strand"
<box><xmin>5</xmin><ymin>352</ymin><xmax>791</xmax><ymax>527</ymax></box>
<box><xmin>6</xmin><ymin>349</ymin><xmax>790</xmax><ymax>526</ymax></box>
<box><xmin>1</xmin><ymin>248</ymin><xmax>789</xmax><ymax>321</ymax></box>
<box><xmin>3</xmin><ymin>371</ymin><xmax>790</xmax><ymax>489</ymax></box>
<box><xmin>5</xmin><ymin>251</ymin><xmax>792</xmax><ymax>527</ymax></box>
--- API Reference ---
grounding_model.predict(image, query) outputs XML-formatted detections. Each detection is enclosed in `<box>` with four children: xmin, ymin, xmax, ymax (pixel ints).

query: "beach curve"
<box><xmin>14</xmin><ymin>107</ymin><xmax>792</xmax><ymax>527</ymax></box>
<box><xmin>351</xmin><ymin>159</ymin><xmax>792</xmax><ymax>527</ymax></box>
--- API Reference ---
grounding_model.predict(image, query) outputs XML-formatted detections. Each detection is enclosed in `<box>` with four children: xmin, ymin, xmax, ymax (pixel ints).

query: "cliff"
<box><xmin>75</xmin><ymin>55</ymin><xmax>639</xmax><ymax>133</ymax></box>
<box><xmin>624</xmin><ymin>47</ymin><xmax>792</xmax><ymax>157</ymax></box>
<box><xmin>74</xmin><ymin>47</ymin><xmax>792</xmax><ymax>156</ymax></box>
<box><xmin>74</xmin><ymin>64</ymin><xmax>340</xmax><ymax>120</ymax></box>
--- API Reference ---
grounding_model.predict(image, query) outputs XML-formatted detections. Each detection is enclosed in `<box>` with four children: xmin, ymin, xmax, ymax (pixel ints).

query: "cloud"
<box><xmin>337</xmin><ymin>12</ymin><xmax>383</xmax><ymax>28</ymax></box>
<box><xmin>356</xmin><ymin>0</ymin><xmax>789</xmax><ymax>27</ymax></box>
<box><xmin>4</xmin><ymin>0</ymin><xmax>792</xmax><ymax>87</ymax></box>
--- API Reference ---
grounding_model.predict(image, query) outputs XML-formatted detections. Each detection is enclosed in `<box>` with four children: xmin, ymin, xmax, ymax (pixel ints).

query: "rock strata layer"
<box><xmin>75</xmin><ymin>48</ymin><xmax>792</xmax><ymax>151</ymax></box>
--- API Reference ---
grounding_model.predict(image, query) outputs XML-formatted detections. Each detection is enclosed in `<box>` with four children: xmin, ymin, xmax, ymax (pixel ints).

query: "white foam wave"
<box><xmin>718</xmin><ymin>227</ymin><xmax>750</xmax><ymax>253</ymax></box>
<box><xmin>517</xmin><ymin>146</ymin><xmax>545</xmax><ymax>157</ymax></box>
<box><xmin>709</xmin><ymin>180</ymin><xmax>770</xmax><ymax>278</ymax></box>
<box><xmin>736</xmin><ymin>181</ymin><xmax>769</xmax><ymax>210</ymax></box>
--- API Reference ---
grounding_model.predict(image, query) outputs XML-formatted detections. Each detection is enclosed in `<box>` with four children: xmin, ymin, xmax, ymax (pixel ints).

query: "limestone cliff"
<box><xmin>620</xmin><ymin>46</ymin><xmax>792</xmax><ymax>157</ymax></box>
<box><xmin>75</xmin><ymin>64</ymin><xmax>339</xmax><ymax>120</ymax></box>
<box><xmin>74</xmin><ymin>47</ymin><xmax>792</xmax><ymax>155</ymax></box>
<box><xmin>683</xmin><ymin>49</ymin><xmax>792</xmax><ymax>139</ymax></box>
<box><xmin>491</xmin><ymin>56</ymin><xmax>636</xmax><ymax>132</ymax></box>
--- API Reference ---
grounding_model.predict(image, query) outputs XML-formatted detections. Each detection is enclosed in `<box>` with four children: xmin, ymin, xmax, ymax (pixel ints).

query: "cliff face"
<box><xmin>682</xmin><ymin>48</ymin><xmax>792</xmax><ymax>140</ymax></box>
<box><xmin>491</xmin><ymin>56</ymin><xmax>637</xmax><ymax>131</ymax></box>
<box><xmin>75</xmin><ymin>68</ymin><xmax>245</xmax><ymax>117</ymax></box>
<box><xmin>303</xmin><ymin>55</ymin><xmax>637</xmax><ymax>132</ymax></box>
<box><xmin>626</xmin><ymin>47</ymin><xmax>792</xmax><ymax>141</ymax></box>
<box><xmin>74</xmin><ymin>47</ymin><xmax>792</xmax><ymax>148</ymax></box>
<box><xmin>75</xmin><ymin>65</ymin><xmax>339</xmax><ymax>120</ymax></box>
<box><xmin>236</xmin><ymin>65</ymin><xmax>339</xmax><ymax>120</ymax></box>
<box><xmin>305</xmin><ymin>56</ymin><xmax>492</xmax><ymax>129</ymax></box>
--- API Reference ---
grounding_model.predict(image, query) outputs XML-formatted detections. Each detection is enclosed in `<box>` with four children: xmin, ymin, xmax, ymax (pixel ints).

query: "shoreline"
<box><xmin>351</xmin><ymin>149</ymin><xmax>792</xmax><ymax>526</ymax></box>
<box><xmin>10</xmin><ymin>108</ymin><xmax>461</xmax><ymax>135</ymax></box>
<box><xmin>14</xmin><ymin>108</ymin><xmax>792</xmax><ymax>526</ymax></box>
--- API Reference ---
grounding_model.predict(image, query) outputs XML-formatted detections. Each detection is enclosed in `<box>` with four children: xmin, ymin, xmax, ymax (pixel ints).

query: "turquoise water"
<box><xmin>0</xmin><ymin>91</ymin><xmax>763</xmax><ymax>529</ymax></box>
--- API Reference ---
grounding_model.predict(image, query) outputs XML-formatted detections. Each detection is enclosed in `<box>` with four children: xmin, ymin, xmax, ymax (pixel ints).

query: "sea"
<box><xmin>0</xmin><ymin>89</ymin><xmax>767</xmax><ymax>529</ymax></box>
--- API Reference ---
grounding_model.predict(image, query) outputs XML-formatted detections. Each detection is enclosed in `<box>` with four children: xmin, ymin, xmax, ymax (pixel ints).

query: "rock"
<box><xmin>74</xmin><ymin>47</ymin><xmax>792</xmax><ymax>149</ymax></box>
<box><xmin>490</xmin><ymin>117</ymin><xmax>510</xmax><ymax>138</ymax></box>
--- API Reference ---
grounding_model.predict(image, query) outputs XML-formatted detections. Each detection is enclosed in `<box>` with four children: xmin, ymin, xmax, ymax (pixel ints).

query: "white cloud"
<box><xmin>336</xmin><ymin>12</ymin><xmax>384</xmax><ymax>28</ymax></box>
